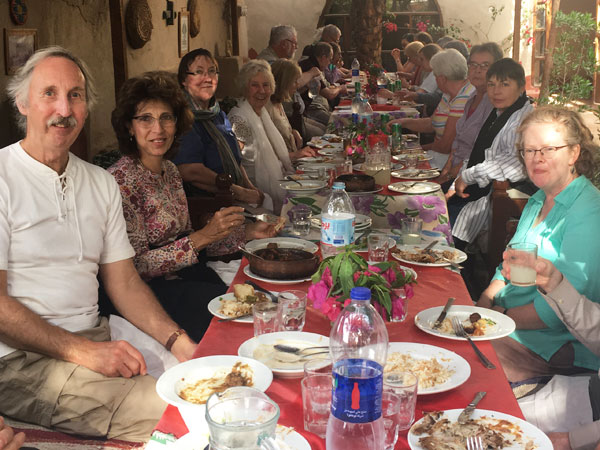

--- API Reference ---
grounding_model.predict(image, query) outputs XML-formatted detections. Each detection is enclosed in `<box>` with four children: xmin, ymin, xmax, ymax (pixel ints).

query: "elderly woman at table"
<box><xmin>437</xmin><ymin>42</ymin><xmax>504</xmax><ymax>186</ymax></box>
<box><xmin>108</xmin><ymin>71</ymin><xmax>276</xmax><ymax>341</ymax></box>
<box><xmin>503</xmin><ymin>257</ymin><xmax>600</xmax><ymax>450</ymax></box>
<box><xmin>172</xmin><ymin>48</ymin><xmax>264</xmax><ymax>206</ymax></box>
<box><xmin>477</xmin><ymin>107</ymin><xmax>600</xmax><ymax>386</ymax></box>
<box><xmin>388</xmin><ymin>49</ymin><xmax>475</xmax><ymax>169</ymax></box>
<box><xmin>449</xmin><ymin>58</ymin><xmax>533</xmax><ymax>250</ymax></box>
<box><xmin>228</xmin><ymin>60</ymin><xmax>294</xmax><ymax>214</ymax></box>
<box><xmin>267</xmin><ymin>59</ymin><xmax>317</xmax><ymax>161</ymax></box>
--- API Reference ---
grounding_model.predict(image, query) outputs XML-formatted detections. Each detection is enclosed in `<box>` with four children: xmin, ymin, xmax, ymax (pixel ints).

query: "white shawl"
<box><xmin>228</xmin><ymin>99</ymin><xmax>293</xmax><ymax>213</ymax></box>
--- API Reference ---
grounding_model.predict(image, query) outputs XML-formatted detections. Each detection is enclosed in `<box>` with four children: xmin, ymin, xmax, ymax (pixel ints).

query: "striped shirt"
<box><xmin>452</xmin><ymin>100</ymin><xmax>533</xmax><ymax>243</ymax></box>
<box><xmin>431</xmin><ymin>81</ymin><xmax>476</xmax><ymax>140</ymax></box>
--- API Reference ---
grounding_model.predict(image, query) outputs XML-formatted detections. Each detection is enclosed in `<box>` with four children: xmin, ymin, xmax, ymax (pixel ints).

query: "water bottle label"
<box><xmin>331</xmin><ymin>359</ymin><xmax>383</xmax><ymax>423</ymax></box>
<box><xmin>352</xmin><ymin>69</ymin><xmax>359</xmax><ymax>77</ymax></box>
<box><xmin>321</xmin><ymin>215</ymin><xmax>354</xmax><ymax>246</ymax></box>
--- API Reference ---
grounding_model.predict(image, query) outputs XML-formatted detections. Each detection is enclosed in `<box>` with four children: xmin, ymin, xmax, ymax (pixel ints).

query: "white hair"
<box><xmin>430</xmin><ymin>49</ymin><xmax>468</xmax><ymax>81</ymax></box>
<box><xmin>6</xmin><ymin>46</ymin><xmax>97</xmax><ymax>132</ymax></box>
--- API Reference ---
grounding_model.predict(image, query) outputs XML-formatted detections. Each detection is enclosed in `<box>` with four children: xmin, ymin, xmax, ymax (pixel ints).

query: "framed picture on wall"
<box><xmin>4</xmin><ymin>28</ymin><xmax>37</xmax><ymax>75</ymax></box>
<box><xmin>178</xmin><ymin>10</ymin><xmax>189</xmax><ymax>58</ymax></box>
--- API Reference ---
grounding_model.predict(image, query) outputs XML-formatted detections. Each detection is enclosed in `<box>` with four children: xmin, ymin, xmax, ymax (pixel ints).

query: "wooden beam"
<box><xmin>539</xmin><ymin>0</ymin><xmax>561</xmax><ymax>100</ymax></box>
<box><xmin>230</xmin><ymin>0</ymin><xmax>239</xmax><ymax>56</ymax></box>
<box><xmin>108</xmin><ymin>0</ymin><xmax>128</xmax><ymax>101</ymax></box>
<box><xmin>513</xmin><ymin>0</ymin><xmax>521</xmax><ymax>61</ymax></box>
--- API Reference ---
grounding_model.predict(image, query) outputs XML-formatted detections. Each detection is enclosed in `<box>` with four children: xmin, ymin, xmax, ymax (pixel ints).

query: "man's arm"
<box><xmin>99</xmin><ymin>258</ymin><xmax>196</xmax><ymax>362</ymax></box>
<box><xmin>0</xmin><ymin>271</ymin><xmax>148</xmax><ymax>378</ymax></box>
<box><xmin>0</xmin><ymin>417</ymin><xmax>25</xmax><ymax>450</ymax></box>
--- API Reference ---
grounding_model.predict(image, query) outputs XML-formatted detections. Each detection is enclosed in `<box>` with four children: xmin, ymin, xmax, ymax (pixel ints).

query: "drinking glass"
<box><xmin>383</xmin><ymin>371</ymin><xmax>418</xmax><ymax>431</ymax></box>
<box><xmin>382</xmin><ymin>390</ymin><xmax>401</xmax><ymax>450</ymax></box>
<box><xmin>507</xmin><ymin>242</ymin><xmax>538</xmax><ymax>286</ymax></box>
<box><xmin>301</xmin><ymin>374</ymin><xmax>332</xmax><ymax>438</ymax></box>
<box><xmin>277</xmin><ymin>290</ymin><xmax>307</xmax><ymax>332</ymax></box>
<box><xmin>308</xmin><ymin>79</ymin><xmax>321</xmax><ymax>99</ymax></box>
<box><xmin>405</xmin><ymin>154</ymin><xmax>418</xmax><ymax>171</ymax></box>
<box><xmin>367</xmin><ymin>234</ymin><xmax>390</xmax><ymax>263</ymax></box>
<box><xmin>304</xmin><ymin>358</ymin><xmax>333</xmax><ymax>377</ymax></box>
<box><xmin>253</xmin><ymin>302</ymin><xmax>279</xmax><ymax>336</ymax></box>
<box><xmin>206</xmin><ymin>387</ymin><xmax>280</xmax><ymax>449</ymax></box>
<box><xmin>401</xmin><ymin>217</ymin><xmax>422</xmax><ymax>245</ymax></box>
<box><xmin>291</xmin><ymin>207</ymin><xmax>311</xmax><ymax>237</ymax></box>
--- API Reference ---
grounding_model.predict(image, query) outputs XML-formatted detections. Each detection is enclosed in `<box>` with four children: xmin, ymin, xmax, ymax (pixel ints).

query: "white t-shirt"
<box><xmin>419</xmin><ymin>71</ymin><xmax>438</xmax><ymax>94</ymax></box>
<box><xmin>0</xmin><ymin>142</ymin><xmax>135</xmax><ymax>357</ymax></box>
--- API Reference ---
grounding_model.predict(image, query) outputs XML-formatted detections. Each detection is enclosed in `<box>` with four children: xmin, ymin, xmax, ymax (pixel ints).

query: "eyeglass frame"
<box><xmin>467</xmin><ymin>61</ymin><xmax>491</xmax><ymax>70</ymax></box>
<box><xmin>518</xmin><ymin>144</ymin><xmax>571</xmax><ymax>160</ymax></box>
<box><xmin>284</xmin><ymin>38</ymin><xmax>298</xmax><ymax>48</ymax></box>
<box><xmin>185</xmin><ymin>68</ymin><xmax>219</xmax><ymax>78</ymax></box>
<box><xmin>132</xmin><ymin>113</ymin><xmax>178</xmax><ymax>128</ymax></box>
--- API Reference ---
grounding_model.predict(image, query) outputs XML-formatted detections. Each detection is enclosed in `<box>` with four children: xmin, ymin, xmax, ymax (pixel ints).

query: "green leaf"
<box><xmin>330</xmin><ymin>252</ymin><xmax>346</xmax><ymax>288</ymax></box>
<box><xmin>349</xmin><ymin>251</ymin><xmax>368</xmax><ymax>270</ymax></box>
<box><xmin>339</xmin><ymin>257</ymin><xmax>355</xmax><ymax>296</ymax></box>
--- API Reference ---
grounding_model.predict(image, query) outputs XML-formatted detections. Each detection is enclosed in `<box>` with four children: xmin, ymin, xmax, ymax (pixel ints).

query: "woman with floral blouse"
<box><xmin>107</xmin><ymin>71</ymin><xmax>275</xmax><ymax>341</ymax></box>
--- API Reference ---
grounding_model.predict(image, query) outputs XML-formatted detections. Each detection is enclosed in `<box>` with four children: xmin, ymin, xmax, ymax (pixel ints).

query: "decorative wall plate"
<box><xmin>125</xmin><ymin>0</ymin><xmax>153</xmax><ymax>49</ymax></box>
<box><xmin>10</xmin><ymin>0</ymin><xmax>28</xmax><ymax>25</ymax></box>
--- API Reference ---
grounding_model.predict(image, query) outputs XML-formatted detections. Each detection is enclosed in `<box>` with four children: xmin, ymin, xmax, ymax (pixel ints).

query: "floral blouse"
<box><xmin>108</xmin><ymin>156</ymin><xmax>199</xmax><ymax>280</ymax></box>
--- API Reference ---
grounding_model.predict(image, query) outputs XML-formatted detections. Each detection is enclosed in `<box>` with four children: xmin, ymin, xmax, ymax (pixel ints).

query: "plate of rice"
<box><xmin>385</xmin><ymin>342</ymin><xmax>470</xmax><ymax>395</ymax></box>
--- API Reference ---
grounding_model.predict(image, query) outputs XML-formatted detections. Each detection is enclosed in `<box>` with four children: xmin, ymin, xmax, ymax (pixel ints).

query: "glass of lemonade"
<box><xmin>401</xmin><ymin>217</ymin><xmax>422</xmax><ymax>245</ymax></box>
<box><xmin>364</xmin><ymin>141</ymin><xmax>391</xmax><ymax>185</ymax></box>
<box><xmin>507</xmin><ymin>242</ymin><xmax>538</xmax><ymax>286</ymax></box>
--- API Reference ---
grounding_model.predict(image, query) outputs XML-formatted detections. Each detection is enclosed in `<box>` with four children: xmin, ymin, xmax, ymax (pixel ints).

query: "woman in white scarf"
<box><xmin>229</xmin><ymin>60</ymin><xmax>294</xmax><ymax>213</ymax></box>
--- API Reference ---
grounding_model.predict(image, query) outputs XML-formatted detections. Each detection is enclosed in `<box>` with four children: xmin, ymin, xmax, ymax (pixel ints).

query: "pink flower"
<box><xmin>391</xmin><ymin>297</ymin><xmax>406</xmax><ymax>320</ymax></box>
<box><xmin>381</xmin><ymin>267</ymin><xmax>397</xmax><ymax>285</ymax></box>
<box><xmin>404</xmin><ymin>283</ymin><xmax>414</xmax><ymax>299</ymax></box>
<box><xmin>322</xmin><ymin>266</ymin><xmax>333</xmax><ymax>287</ymax></box>
<box><xmin>367</xmin><ymin>265</ymin><xmax>381</xmax><ymax>273</ymax></box>
<box><xmin>308</xmin><ymin>280</ymin><xmax>330</xmax><ymax>309</ymax></box>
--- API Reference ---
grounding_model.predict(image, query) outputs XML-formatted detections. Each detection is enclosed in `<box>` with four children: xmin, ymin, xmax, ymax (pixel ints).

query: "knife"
<box><xmin>244</xmin><ymin>280</ymin><xmax>278</xmax><ymax>302</ymax></box>
<box><xmin>218</xmin><ymin>313</ymin><xmax>252</xmax><ymax>322</ymax></box>
<box><xmin>457</xmin><ymin>391</ymin><xmax>486</xmax><ymax>424</ymax></box>
<box><xmin>432</xmin><ymin>297</ymin><xmax>455</xmax><ymax>329</ymax></box>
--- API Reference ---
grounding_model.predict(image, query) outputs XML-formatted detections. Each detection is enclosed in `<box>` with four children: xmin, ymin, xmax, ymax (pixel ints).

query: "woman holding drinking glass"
<box><xmin>477</xmin><ymin>106</ymin><xmax>600</xmax><ymax>384</ymax></box>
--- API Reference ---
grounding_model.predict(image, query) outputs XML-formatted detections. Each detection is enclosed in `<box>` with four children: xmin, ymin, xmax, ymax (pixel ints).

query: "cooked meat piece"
<box><xmin>462</xmin><ymin>322</ymin><xmax>476</xmax><ymax>334</ymax></box>
<box><xmin>469</xmin><ymin>313</ymin><xmax>481</xmax><ymax>323</ymax></box>
<box><xmin>412</xmin><ymin>411</ymin><xmax>442</xmax><ymax>434</ymax></box>
<box><xmin>266</xmin><ymin>243</ymin><xmax>279</xmax><ymax>250</ymax></box>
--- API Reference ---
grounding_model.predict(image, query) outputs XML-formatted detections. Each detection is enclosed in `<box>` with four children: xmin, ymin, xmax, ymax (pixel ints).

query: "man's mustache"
<box><xmin>47</xmin><ymin>116</ymin><xmax>78</xmax><ymax>128</ymax></box>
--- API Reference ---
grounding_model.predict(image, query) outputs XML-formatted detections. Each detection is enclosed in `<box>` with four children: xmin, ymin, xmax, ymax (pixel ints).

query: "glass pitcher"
<box><xmin>205</xmin><ymin>387</ymin><xmax>280</xmax><ymax>450</ymax></box>
<box><xmin>364</xmin><ymin>139</ymin><xmax>391</xmax><ymax>186</ymax></box>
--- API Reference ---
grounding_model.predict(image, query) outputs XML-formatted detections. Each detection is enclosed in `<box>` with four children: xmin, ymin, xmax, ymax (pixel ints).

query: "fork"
<box><xmin>452</xmin><ymin>317</ymin><xmax>496</xmax><ymax>369</ymax></box>
<box><xmin>466</xmin><ymin>435</ymin><xmax>484</xmax><ymax>450</ymax></box>
<box><xmin>242</xmin><ymin>211</ymin><xmax>279</xmax><ymax>223</ymax></box>
<box><xmin>273</xmin><ymin>351</ymin><xmax>330</xmax><ymax>363</ymax></box>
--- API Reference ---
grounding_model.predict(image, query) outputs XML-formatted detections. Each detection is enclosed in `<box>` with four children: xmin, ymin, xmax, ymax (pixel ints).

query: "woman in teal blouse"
<box><xmin>477</xmin><ymin>106</ymin><xmax>600</xmax><ymax>384</ymax></box>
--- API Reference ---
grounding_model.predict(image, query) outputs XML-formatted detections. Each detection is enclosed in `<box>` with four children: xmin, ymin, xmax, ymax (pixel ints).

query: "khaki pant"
<box><xmin>0</xmin><ymin>318</ymin><xmax>166</xmax><ymax>442</ymax></box>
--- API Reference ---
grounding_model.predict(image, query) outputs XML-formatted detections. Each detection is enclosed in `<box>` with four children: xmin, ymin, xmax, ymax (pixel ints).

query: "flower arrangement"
<box><xmin>365</xmin><ymin>62</ymin><xmax>385</xmax><ymax>96</ymax></box>
<box><xmin>308</xmin><ymin>247</ymin><xmax>416</xmax><ymax>322</ymax></box>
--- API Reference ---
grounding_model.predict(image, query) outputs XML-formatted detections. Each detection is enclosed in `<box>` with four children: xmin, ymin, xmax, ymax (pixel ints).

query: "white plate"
<box><xmin>310</xmin><ymin>213</ymin><xmax>372</xmax><ymax>230</ymax></box>
<box><xmin>398</xmin><ymin>264</ymin><xmax>418</xmax><ymax>280</ymax></box>
<box><xmin>388</xmin><ymin>181</ymin><xmax>441</xmax><ymax>195</ymax></box>
<box><xmin>208</xmin><ymin>292</ymin><xmax>279</xmax><ymax>323</ymax></box>
<box><xmin>393</xmin><ymin>154</ymin><xmax>432</xmax><ymax>162</ymax></box>
<box><xmin>156</xmin><ymin>355</ymin><xmax>273</xmax><ymax>433</ymax></box>
<box><xmin>391</xmin><ymin>169</ymin><xmax>440</xmax><ymax>180</ymax></box>
<box><xmin>392</xmin><ymin>243</ymin><xmax>467</xmax><ymax>267</ymax></box>
<box><xmin>317</xmin><ymin>148</ymin><xmax>343</xmax><ymax>156</ymax></box>
<box><xmin>414</xmin><ymin>305</ymin><xmax>516</xmax><ymax>341</ymax></box>
<box><xmin>243</xmin><ymin>265</ymin><xmax>313</xmax><ymax>285</ymax></box>
<box><xmin>298</xmin><ymin>162</ymin><xmax>336</xmax><ymax>172</ymax></box>
<box><xmin>296</xmin><ymin>156</ymin><xmax>327</xmax><ymax>163</ymax></box>
<box><xmin>386</xmin><ymin>342</ymin><xmax>469</xmax><ymax>395</ymax></box>
<box><xmin>173</xmin><ymin>425</ymin><xmax>310</xmax><ymax>450</ymax></box>
<box><xmin>245</xmin><ymin>237</ymin><xmax>319</xmax><ymax>254</ymax></box>
<box><xmin>280</xmin><ymin>180</ymin><xmax>327</xmax><ymax>194</ymax></box>
<box><xmin>408</xmin><ymin>409</ymin><xmax>552</xmax><ymax>450</ymax></box>
<box><xmin>238</xmin><ymin>331</ymin><xmax>330</xmax><ymax>378</ymax></box>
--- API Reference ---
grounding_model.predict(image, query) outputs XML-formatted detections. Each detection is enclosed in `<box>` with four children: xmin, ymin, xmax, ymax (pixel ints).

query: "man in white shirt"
<box><xmin>0</xmin><ymin>46</ymin><xmax>196</xmax><ymax>442</ymax></box>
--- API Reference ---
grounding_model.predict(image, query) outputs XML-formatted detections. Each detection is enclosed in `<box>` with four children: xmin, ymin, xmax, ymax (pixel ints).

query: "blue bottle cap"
<box><xmin>333</xmin><ymin>182</ymin><xmax>346</xmax><ymax>190</ymax></box>
<box><xmin>350</xmin><ymin>287</ymin><xmax>371</xmax><ymax>300</ymax></box>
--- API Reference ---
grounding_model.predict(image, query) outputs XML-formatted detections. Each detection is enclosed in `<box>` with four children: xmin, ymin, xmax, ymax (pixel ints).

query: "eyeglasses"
<box><xmin>468</xmin><ymin>62</ymin><xmax>491</xmax><ymax>70</ymax></box>
<box><xmin>285</xmin><ymin>39</ymin><xmax>298</xmax><ymax>48</ymax></box>
<box><xmin>186</xmin><ymin>68</ymin><xmax>219</xmax><ymax>78</ymax></box>
<box><xmin>519</xmin><ymin>144</ymin><xmax>570</xmax><ymax>159</ymax></box>
<box><xmin>132</xmin><ymin>113</ymin><xmax>177</xmax><ymax>128</ymax></box>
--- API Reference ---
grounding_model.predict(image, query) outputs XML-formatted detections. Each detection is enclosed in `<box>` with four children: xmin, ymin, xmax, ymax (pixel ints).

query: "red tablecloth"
<box><xmin>155</xmin><ymin>257</ymin><xmax>523</xmax><ymax>449</ymax></box>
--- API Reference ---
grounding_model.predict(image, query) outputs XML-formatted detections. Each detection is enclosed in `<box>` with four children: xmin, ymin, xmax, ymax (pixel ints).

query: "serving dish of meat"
<box><xmin>408</xmin><ymin>409</ymin><xmax>551</xmax><ymax>449</ymax></box>
<box><xmin>391</xmin><ymin>244</ymin><xmax>468</xmax><ymax>267</ymax></box>
<box><xmin>244</xmin><ymin>243</ymin><xmax>319</xmax><ymax>281</ymax></box>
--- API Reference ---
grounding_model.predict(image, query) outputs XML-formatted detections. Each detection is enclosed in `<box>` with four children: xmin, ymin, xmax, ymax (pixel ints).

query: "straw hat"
<box><xmin>125</xmin><ymin>0</ymin><xmax>153</xmax><ymax>49</ymax></box>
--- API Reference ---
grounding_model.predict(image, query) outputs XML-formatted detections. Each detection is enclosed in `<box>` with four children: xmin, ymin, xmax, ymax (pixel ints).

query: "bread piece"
<box><xmin>233</xmin><ymin>283</ymin><xmax>255</xmax><ymax>301</ymax></box>
<box><xmin>274</xmin><ymin>216</ymin><xmax>286</xmax><ymax>232</ymax></box>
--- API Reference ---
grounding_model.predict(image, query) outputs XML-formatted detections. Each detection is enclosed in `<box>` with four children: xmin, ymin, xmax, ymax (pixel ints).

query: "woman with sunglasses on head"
<box><xmin>172</xmin><ymin>48</ymin><xmax>264</xmax><ymax>206</ymax></box>
<box><xmin>107</xmin><ymin>71</ymin><xmax>275</xmax><ymax>341</ymax></box>
<box><xmin>477</xmin><ymin>106</ymin><xmax>600</xmax><ymax>385</ymax></box>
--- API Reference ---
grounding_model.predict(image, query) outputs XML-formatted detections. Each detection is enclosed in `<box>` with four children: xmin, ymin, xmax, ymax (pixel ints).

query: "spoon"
<box><xmin>272</xmin><ymin>351</ymin><xmax>330</xmax><ymax>363</ymax></box>
<box><xmin>273</xmin><ymin>344</ymin><xmax>330</xmax><ymax>354</ymax></box>
<box><xmin>237</xmin><ymin>245</ymin><xmax>265</xmax><ymax>260</ymax></box>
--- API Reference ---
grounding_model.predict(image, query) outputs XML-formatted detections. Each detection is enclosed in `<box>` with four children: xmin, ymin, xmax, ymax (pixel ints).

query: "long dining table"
<box><xmin>154</xmin><ymin>254</ymin><xmax>523</xmax><ymax>449</ymax></box>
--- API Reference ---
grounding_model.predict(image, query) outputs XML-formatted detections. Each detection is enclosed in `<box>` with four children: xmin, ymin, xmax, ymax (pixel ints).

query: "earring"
<box><xmin>129</xmin><ymin>135</ymin><xmax>134</xmax><ymax>142</ymax></box>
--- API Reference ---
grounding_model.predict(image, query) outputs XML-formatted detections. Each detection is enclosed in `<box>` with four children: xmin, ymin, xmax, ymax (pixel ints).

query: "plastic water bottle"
<box><xmin>358</xmin><ymin>97</ymin><xmax>374</xmax><ymax>126</ymax></box>
<box><xmin>351</xmin><ymin>58</ymin><xmax>360</xmax><ymax>86</ymax></box>
<box><xmin>351</xmin><ymin>82</ymin><xmax>362</xmax><ymax>124</ymax></box>
<box><xmin>320</xmin><ymin>182</ymin><xmax>355</xmax><ymax>259</ymax></box>
<box><xmin>326</xmin><ymin>287</ymin><xmax>389</xmax><ymax>450</ymax></box>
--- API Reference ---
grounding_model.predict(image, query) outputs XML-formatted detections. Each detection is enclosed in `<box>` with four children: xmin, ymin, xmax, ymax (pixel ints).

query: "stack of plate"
<box><xmin>310</xmin><ymin>213</ymin><xmax>372</xmax><ymax>231</ymax></box>
<box><xmin>280</xmin><ymin>179</ymin><xmax>327</xmax><ymax>195</ymax></box>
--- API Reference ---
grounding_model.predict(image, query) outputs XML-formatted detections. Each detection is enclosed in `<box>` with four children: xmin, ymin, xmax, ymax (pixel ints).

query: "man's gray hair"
<box><xmin>321</xmin><ymin>24</ymin><xmax>341</xmax><ymax>42</ymax></box>
<box><xmin>237</xmin><ymin>59</ymin><xmax>276</xmax><ymax>97</ymax></box>
<box><xmin>6</xmin><ymin>46</ymin><xmax>98</xmax><ymax>132</ymax></box>
<box><xmin>269</xmin><ymin>25</ymin><xmax>296</xmax><ymax>46</ymax></box>
<box><xmin>430</xmin><ymin>49</ymin><xmax>468</xmax><ymax>81</ymax></box>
